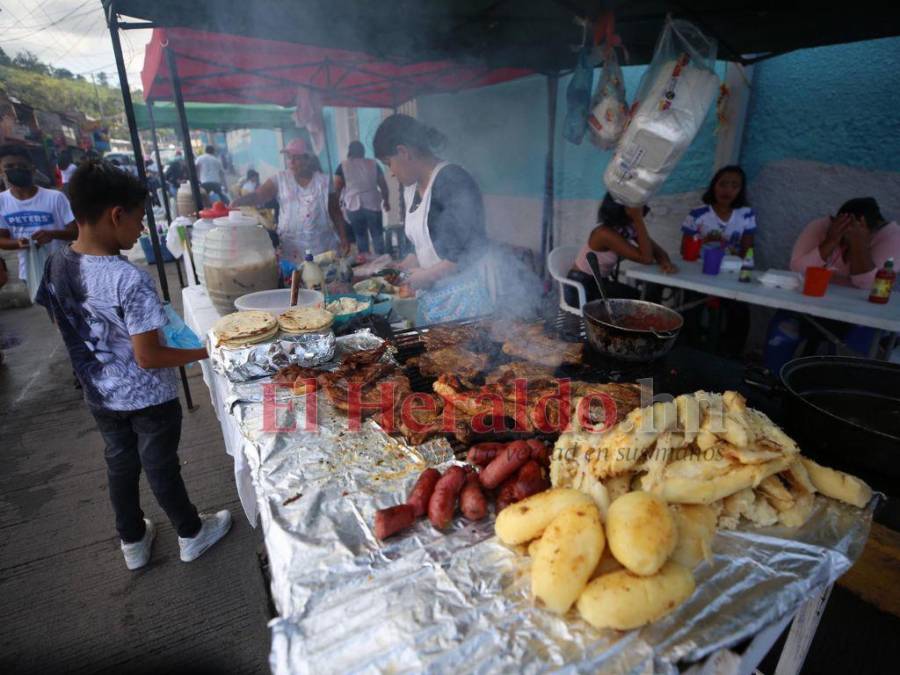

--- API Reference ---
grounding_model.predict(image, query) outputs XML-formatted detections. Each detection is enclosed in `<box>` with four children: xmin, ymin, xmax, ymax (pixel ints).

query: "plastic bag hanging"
<box><xmin>604</xmin><ymin>16</ymin><xmax>719</xmax><ymax>206</ymax></box>
<box><xmin>588</xmin><ymin>47</ymin><xmax>628</xmax><ymax>149</ymax></box>
<box><xmin>25</xmin><ymin>243</ymin><xmax>50</xmax><ymax>303</ymax></box>
<box><xmin>563</xmin><ymin>45</ymin><xmax>594</xmax><ymax>146</ymax></box>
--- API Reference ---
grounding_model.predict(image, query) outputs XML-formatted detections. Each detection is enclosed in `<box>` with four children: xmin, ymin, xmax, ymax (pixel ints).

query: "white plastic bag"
<box><xmin>604</xmin><ymin>17</ymin><xmax>719</xmax><ymax>206</ymax></box>
<box><xmin>588</xmin><ymin>48</ymin><xmax>628</xmax><ymax>149</ymax></box>
<box><xmin>25</xmin><ymin>243</ymin><xmax>49</xmax><ymax>303</ymax></box>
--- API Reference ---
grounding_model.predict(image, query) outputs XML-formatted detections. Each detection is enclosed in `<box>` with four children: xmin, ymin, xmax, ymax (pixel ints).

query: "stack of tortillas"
<box><xmin>278</xmin><ymin>306</ymin><xmax>334</xmax><ymax>335</ymax></box>
<box><xmin>212</xmin><ymin>311</ymin><xmax>279</xmax><ymax>348</ymax></box>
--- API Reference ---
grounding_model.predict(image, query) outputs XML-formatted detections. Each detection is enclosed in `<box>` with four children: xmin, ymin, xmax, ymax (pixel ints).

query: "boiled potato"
<box><xmin>527</xmin><ymin>537</ymin><xmax>543</xmax><ymax>558</ymax></box>
<box><xmin>577</xmin><ymin>561</ymin><xmax>695</xmax><ymax>630</ymax></box>
<box><xmin>495</xmin><ymin>488</ymin><xmax>593</xmax><ymax>546</ymax></box>
<box><xmin>532</xmin><ymin>504</ymin><xmax>605</xmax><ymax>614</ymax></box>
<box><xmin>669</xmin><ymin>504</ymin><xmax>716</xmax><ymax>568</ymax></box>
<box><xmin>799</xmin><ymin>457</ymin><xmax>872</xmax><ymax>508</ymax></box>
<box><xmin>606</xmin><ymin>491</ymin><xmax>677</xmax><ymax>576</ymax></box>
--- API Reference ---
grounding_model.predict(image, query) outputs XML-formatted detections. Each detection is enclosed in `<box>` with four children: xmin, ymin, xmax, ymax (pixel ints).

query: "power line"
<box><xmin>0</xmin><ymin>0</ymin><xmax>94</xmax><ymax>43</ymax></box>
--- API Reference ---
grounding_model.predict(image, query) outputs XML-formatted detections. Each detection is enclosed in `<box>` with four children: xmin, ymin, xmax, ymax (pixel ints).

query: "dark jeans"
<box><xmin>348</xmin><ymin>208</ymin><xmax>385</xmax><ymax>255</ymax></box>
<box><xmin>91</xmin><ymin>398</ymin><xmax>201</xmax><ymax>543</ymax></box>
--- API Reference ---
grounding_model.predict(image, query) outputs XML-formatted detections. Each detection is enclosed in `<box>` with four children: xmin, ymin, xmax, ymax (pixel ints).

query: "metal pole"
<box><xmin>541</xmin><ymin>75</ymin><xmax>558</xmax><ymax>280</ymax></box>
<box><xmin>164</xmin><ymin>44</ymin><xmax>204</xmax><ymax>214</ymax></box>
<box><xmin>106</xmin><ymin>4</ymin><xmax>194</xmax><ymax>410</ymax></box>
<box><xmin>105</xmin><ymin>4</ymin><xmax>168</xmax><ymax>300</ymax></box>
<box><xmin>146</xmin><ymin>100</ymin><xmax>173</xmax><ymax>225</ymax></box>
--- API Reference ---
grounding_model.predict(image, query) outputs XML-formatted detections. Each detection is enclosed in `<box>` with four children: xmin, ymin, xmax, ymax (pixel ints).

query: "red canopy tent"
<box><xmin>141</xmin><ymin>27</ymin><xmax>532</xmax><ymax>108</ymax></box>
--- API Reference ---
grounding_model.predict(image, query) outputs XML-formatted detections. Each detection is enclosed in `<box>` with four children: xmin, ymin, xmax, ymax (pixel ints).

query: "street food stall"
<box><xmin>104</xmin><ymin>1</ymin><xmax>899</xmax><ymax>672</ymax></box>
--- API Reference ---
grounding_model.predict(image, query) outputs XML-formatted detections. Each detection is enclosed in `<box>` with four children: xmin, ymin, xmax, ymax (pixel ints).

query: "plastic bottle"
<box><xmin>739</xmin><ymin>247</ymin><xmax>754</xmax><ymax>283</ymax></box>
<box><xmin>869</xmin><ymin>258</ymin><xmax>895</xmax><ymax>304</ymax></box>
<box><xmin>301</xmin><ymin>250</ymin><xmax>324</xmax><ymax>291</ymax></box>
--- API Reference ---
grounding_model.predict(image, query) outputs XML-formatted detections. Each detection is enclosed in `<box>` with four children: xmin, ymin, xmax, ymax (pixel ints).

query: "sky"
<box><xmin>0</xmin><ymin>0</ymin><xmax>149</xmax><ymax>89</ymax></box>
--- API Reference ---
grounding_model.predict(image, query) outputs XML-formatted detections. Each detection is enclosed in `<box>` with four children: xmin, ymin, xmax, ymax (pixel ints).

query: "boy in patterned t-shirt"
<box><xmin>36</xmin><ymin>160</ymin><xmax>231</xmax><ymax>570</ymax></box>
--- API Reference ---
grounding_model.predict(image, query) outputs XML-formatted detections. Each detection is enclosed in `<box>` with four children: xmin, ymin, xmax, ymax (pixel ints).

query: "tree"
<box><xmin>0</xmin><ymin>47</ymin><xmax>11</xmax><ymax>68</ymax></box>
<box><xmin>12</xmin><ymin>50</ymin><xmax>50</xmax><ymax>76</ymax></box>
<box><xmin>97</xmin><ymin>72</ymin><xmax>109</xmax><ymax>87</ymax></box>
<box><xmin>52</xmin><ymin>67</ymin><xmax>75</xmax><ymax>80</ymax></box>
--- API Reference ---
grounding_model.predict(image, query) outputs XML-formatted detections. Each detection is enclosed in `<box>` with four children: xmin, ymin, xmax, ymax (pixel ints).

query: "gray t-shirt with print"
<box><xmin>36</xmin><ymin>246</ymin><xmax>178</xmax><ymax>411</ymax></box>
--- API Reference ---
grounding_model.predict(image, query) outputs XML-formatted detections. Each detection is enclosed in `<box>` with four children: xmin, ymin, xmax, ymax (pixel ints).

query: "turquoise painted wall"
<box><xmin>357</xmin><ymin>108</ymin><xmax>384</xmax><ymax>157</ymax></box>
<box><xmin>227</xmin><ymin>128</ymin><xmax>281</xmax><ymax>181</ymax></box>
<box><xmin>740</xmin><ymin>36</ymin><xmax>900</xmax><ymax>182</ymax></box>
<box><xmin>416</xmin><ymin>62</ymin><xmax>725</xmax><ymax>200</ymax></box>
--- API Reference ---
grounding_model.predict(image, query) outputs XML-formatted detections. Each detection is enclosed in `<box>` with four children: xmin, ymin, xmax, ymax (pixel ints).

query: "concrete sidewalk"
<box><xmin>0</xmin><ymin>259</ymin><xmax>271</xmax><ymax>673</ymax></box>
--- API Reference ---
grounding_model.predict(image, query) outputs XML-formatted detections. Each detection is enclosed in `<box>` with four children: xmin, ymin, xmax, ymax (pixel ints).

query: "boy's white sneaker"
<box><xmin>178</xmin><ymin>510</ymin><xmax>232</xmax><ymax>562</ymax></box>
<box><xmin>121</xmin><ymin>519</ymin><xmax>155</xmax><ymax>570</ymax></box>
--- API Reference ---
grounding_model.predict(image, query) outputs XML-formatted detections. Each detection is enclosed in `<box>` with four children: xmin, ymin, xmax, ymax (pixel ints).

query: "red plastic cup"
<box><xmin>803</xmin><ymin>266</ymin><xmax>832</xmax><ymax>297</ymax></box>
<box><xmin>683</xmin><ymin>237</ymin><xmax>702</xmax><ymax>261</ymax></box>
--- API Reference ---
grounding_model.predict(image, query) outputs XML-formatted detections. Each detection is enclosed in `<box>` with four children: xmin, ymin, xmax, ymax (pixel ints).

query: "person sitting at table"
<box><xmin>790</xmin><ymin>197</ymin><xmax>900</xmax><ymax>289</ymax></box>
<box><xmin>566</xmin><ymin>193</ymin><xmax>675</xmax><ymax>306</ymax></box>
<box><xmin>681</xmin><ymin>165</ymin><xmax>756</xmax><ymax>256</ymax></box>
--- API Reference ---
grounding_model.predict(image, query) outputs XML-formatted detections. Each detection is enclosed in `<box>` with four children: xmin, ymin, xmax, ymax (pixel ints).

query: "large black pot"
<box><xmin>582</xmin><ymin>299</ymin><xmax>683</xmax><ymax>362</ymax></box>
<box><xmin>777</xmin><ymin>356</ymin><xmax>900</xmax><ymax>488</ymax></box>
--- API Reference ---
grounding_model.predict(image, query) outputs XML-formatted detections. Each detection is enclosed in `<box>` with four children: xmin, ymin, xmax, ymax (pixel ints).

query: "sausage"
<box><xmin>406</xmin><ymin>468</ymin><xmax>442</xmax><ymax>517</ymax></box>
<box><xmin>428</xmin><ymin>465</ymin><xmax>467</xmax><ymax>529</ymax></box>
<box><xmin>512</xmin><ymin>460</ymin><xmax>550</xmax><ymax>502</ymax></box>
<box><xmin>526</xmin><ymin>439</ymin><xmax>550</xmax><ymax>466</ymax></box>
<box><xmin>466</xmin><ymin>442</ymin><xmax>507</xmax><ymax>467</ymax></box>
<box><xmin>479</xmin><ymin>440</ymin><xmax>532</xmax><ymax>489</ymax></box>
<box><xmin>495</xmin><ymin>473</ymin><xmax>519</xmax><ymax>513</ymax></box>
<box><xmin>374</xmin><ymin>504</ymin><xmax>416</xmax><ymax>540</ymax></box>
<box><xmin>460</xmin><ymin>474</ymin><xmax>488</xmax><ymax>521</ymax></box>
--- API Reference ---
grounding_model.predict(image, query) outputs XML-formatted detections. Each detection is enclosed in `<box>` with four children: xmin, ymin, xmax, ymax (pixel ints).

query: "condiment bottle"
<box><xmin>301</xmin><ymin>250</ymin><xmax>324</xmax><ymax>291</ymax></box>
<box><xmin>869</xmin><ymin>258</ymin><xmax>895</xmax><ymax>304</ymax></box>
<box><xmin>739</xmin><ymin>247</ymin><xmax>754</xmax><ymax>283</ymax></box>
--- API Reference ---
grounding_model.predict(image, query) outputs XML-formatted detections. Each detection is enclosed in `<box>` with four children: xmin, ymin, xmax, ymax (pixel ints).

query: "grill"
<box><xmin>392</xmin><ymin>313</ymin><xmax>657</xmax><ymax>386</ymax></box>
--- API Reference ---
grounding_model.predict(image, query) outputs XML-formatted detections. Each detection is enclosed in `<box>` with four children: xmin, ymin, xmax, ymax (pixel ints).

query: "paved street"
<box><xmin>0</xmin><ymin>258</ymin><xmax>270</xmax><ymax>673</ymax></box>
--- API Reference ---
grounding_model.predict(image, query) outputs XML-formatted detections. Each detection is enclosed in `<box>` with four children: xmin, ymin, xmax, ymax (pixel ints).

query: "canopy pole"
<box><xmin>164</xmin><ymin>45</ymin><xmax>204</xmax><ymax>214</ymax></box>
<box><xmin>540</xmin><ymin>74</ymin><xmax>558</xmax><ymax>280</ymax></box>
<box><xmin>106</xmin><ymin>2</ymin><xmax>194</xmax><ymax>411</ymax></box>
<box><xmin>146</xmin><ymin>101</ymin><xmax>174</xmax><ymax>225</ymax></box>
<box><xmin>106</xmin><ymin>5</ymin><xmax>168</xmax><ymax>300</ymax></box>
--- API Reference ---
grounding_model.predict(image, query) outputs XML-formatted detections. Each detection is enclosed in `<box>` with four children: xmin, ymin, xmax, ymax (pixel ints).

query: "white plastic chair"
<box><xmin>547</xmin><ymin>245</ymin><xmax>587</xmax><ymax>316</ymax></box>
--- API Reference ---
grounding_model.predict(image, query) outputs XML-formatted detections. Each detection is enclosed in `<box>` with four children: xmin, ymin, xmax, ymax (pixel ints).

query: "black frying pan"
<box><xmin>751</xmin><ymin>356</ymin><xmax>900</xmax><ymax>492</ymax></box>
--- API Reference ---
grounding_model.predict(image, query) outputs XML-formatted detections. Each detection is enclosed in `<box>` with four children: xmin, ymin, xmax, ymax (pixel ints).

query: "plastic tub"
<box><xmin>234</xmin><ymin>288</ymin><xmax>324</xmax><ymax>316</ymax></box>
<box><xmin>139</xmin><ymin>235</ymin><xmax>176</xmax><ymax>264</ymax></box>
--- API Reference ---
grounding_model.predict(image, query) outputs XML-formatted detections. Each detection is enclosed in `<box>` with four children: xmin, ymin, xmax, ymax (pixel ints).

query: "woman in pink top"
<box><xmin>790</xmin><ymin>197</ymin><xmax>900</xmax><ymax>289</ymax></box>
<box><xmin>566</xmin><ymin>194</ymin><xmax>675</xmax><ymax>306</ymax></box>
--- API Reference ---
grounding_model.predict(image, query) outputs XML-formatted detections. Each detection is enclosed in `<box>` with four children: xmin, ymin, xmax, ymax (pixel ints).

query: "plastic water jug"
<box><xmin>203</xmin><ymin>211</ymin><xmax>279</xmax><ymax>315</ymax></box>
<box><xmin>191</xmin><ymin>201</ymin><xmax>228</xmax><ymax>287</ymax></box>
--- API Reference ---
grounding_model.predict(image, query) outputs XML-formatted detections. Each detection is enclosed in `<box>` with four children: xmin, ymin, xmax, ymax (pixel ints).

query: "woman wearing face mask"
<box><xmin>372</xmin><ymin>114</ymin><xmax>491</xmax><ymax>324</ymax></box>
<box><xmin>0</xmin><ymin>145</ymin><xmax>77</xmax><ymax>300</ymax></box>
<box><xmin>232</xmin><ymin>138</ymin><xmax>349</xmax><ymax>262</ymax></box>
<box><xmin>681</xmin><ymin>165</ymin><xmax>756</xmax><ymax>256</ymax></box>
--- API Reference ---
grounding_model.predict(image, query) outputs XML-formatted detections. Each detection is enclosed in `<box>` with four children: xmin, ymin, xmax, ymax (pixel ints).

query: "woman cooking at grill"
<box><xmin>232</xmin><ymin>137</ymin><xmax>350</xmax><ymax>262</ymax></box>
<box><xmin>373</xmin><ymin>114</ymin><xmax>492</xmax><ymax>324</ymax></box>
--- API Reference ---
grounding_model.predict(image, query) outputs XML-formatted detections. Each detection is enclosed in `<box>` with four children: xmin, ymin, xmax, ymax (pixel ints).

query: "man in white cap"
<box><xmin>232</xmin><ymin>138</ymin><xmax>349</xmax><ymax>261</ymax></box>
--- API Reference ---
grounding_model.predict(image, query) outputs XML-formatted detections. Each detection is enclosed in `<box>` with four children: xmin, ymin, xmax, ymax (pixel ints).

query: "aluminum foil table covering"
<box><xmin>221</xmin><ymin>384</ymin><xmax>875</xmax><ymax>674</ymax></box>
